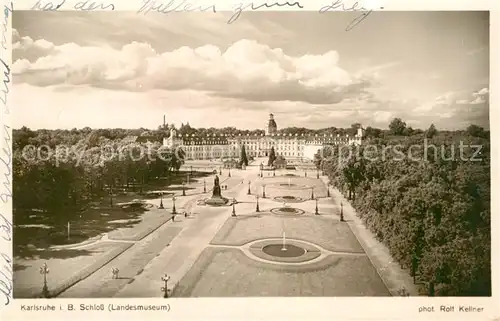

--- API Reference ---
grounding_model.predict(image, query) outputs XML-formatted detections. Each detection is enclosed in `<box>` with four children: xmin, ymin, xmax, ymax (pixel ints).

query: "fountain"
<box><xmin>270</xmin><ymin>202</ymin><xmax>305</xmax><ymax>216</ymax></box>
<box><xmin>274</xmin><ymin>195</ymin><xmax>305</xmax><ymax>203</ymax></box>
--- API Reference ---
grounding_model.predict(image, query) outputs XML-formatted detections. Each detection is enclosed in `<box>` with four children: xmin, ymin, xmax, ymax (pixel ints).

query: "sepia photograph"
<box><xmin>10</xmin><ymin>11</ymin><xmax>490</xmax><ymax>299</ymax></box>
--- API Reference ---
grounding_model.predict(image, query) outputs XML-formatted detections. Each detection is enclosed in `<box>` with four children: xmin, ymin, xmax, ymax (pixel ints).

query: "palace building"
<box><xmin>163</xmin><ymin>114</ymin><xmax>363</xmax><ymax>160</ymax></box>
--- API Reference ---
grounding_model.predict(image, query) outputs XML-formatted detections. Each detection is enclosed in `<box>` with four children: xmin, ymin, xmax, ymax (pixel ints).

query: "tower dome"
<box><xmin>266</xmin><ymin>113</ymin><xmax>278</xmax><ymax>136</ymax></box>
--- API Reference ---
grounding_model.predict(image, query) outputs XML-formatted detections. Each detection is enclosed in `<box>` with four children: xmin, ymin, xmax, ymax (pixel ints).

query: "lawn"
<box><xmin>253</xmin><ymin>176</ymin><xmax>329</xmax><ymax>199</ymax></box>
<box><xmin>14</xmin><ymin>241</ymin><xmax>133</xmax><ymax>298</ymax></box>
<box><xmin>211</xmin><ymin>214</ymin><xmax>364</xmax><ymax>253</ymax></box>
<box><xmin>60</xmin><ymin>226</ymin><xmax>183</xmax><ymax>298</ymax></box>
<box><xmin>173</xmin><ymin>247</ymin><xmax>390</xmax><ymax>297</ymax></box>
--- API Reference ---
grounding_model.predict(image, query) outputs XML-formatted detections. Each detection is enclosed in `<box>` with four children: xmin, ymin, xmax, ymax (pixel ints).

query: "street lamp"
<box><xmin>203</xmin><ymin>179</ymin><xmax>207</xmax><ymax>193</ymax></box>
<box><xmin>172</xmin><ymin>196</ymin><xmax>177</xmax><ymax>215</ymax></box>
<box><xmin>315</xmin><ymin>198</ymin><xmax>319</xmax><ymax>215</ymax></box>
<box><xmin>247</xmin><ymin>181</ymin><xmax>251</xmax><ymax>195</ymax></box>
<box><xmin>159</xmin><ymin>192</ymin><xmax>164</xmax><ymax>209</ymax></box>
<box><xmin>109</xmin><ymin>185</ymin><xmax>113</xmax><ymax>207</ymax></box>
<box><xmin>327</xmin><ymin>186</ymin><xmax>330</xmax><ymax>197</ymax></box>
<box><xmin>182</xmin><ymin>182</ymin><xmax>186</xmax><ymax>196</ymax></box>
<box><xmin>256</xmin><ymin>195</ymin><xmax>260</xmax><ymax>212</ymax></box>
<box><xmin>39</xmin><ymin>263</ymin><xmax>50</xmax><ymax>298</ymax></box>
<box><xmin>232</xmin><ymin>198</ymin><xmax>237</xmax><ymax>216</ymax></box>
<box><xmin>311</xmin><ymin>187</ymin><xmax>315</xmax><ymax>200</ymax></box>
<box><xmin>228</xmin><ymin>168</ymin><xmax>231</xmax><ymax>177</ymax></box>
<box><xmin>262</xmin><ymin>185</ymin><xmax>266</xmax><ymax>198</ymax></box>
<box><xmin>340</xmin><ymin>202</ymin><xmax>344</xmax><ymax>221</ymax></box>
<box><xmin>161</xmin><ymin>274</ymin><xmax>171</xmax><ymax>298</ymax></box>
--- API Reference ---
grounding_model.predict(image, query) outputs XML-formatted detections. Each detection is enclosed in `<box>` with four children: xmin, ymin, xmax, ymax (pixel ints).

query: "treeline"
<box><xmin>315</xmin><ymin>120</ymin><xmax>491</xmax><ymax>296</ymax></box>
<box><xmin>13</xmin><ymin>128</ymin><xmax>185</xmax><ymax>225</ymax></box>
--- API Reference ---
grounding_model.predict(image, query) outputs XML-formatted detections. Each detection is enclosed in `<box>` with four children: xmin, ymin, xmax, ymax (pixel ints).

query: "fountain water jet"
<box><xmin>281</xmin><ymin>231</ymin><xmax>287</xmax><ymax>251</ymax></box>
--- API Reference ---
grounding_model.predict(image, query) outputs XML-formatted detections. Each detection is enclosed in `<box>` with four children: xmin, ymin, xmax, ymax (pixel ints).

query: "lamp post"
<box><xmin>39</xmin><ymin>263</ymin><xmax>50</xmax><ymax>298</ymax></box>
<box><xmin>232</xmin><ymin>198</ymin><xmax>236</xmax><ymax>217</ymax></box>
<box><xmin>182</xmin><ymin>182</ymin><xmax>186</xmax><ymax>196</ymax></box>
<box><xmin>203</xmin><ymin>179</ymin><xmax>206</xmax><ymax>193</ymax></box>
<box><xmin>247</xmin><ymin>181</ymin><xmax>251</xmax><ymax>195</ymax></box>
<box><xmin>262</xmin><ymin>185</ymin><xmax>266</xmax><ymax>198</ymax></box>
<box><xmin>228</xmin><ymin>168</ymin><xmax>231</xmax><ymax>177</ymax></box>
<box><xmin>340</xmin><ymin>202</ymin><xmax>344</xmax><ymax>221</ymax></box>
<box><xmin>327</xmin><ymin>186</ymin><xmax>330</xmax><ymax>197</ymax></box>
<box><xmin>161</xmin><ymin>274</ymin><xmax>171</xmax><ymax>298</ymax></box>
<box><xmin>109</xmin><ymin>185</ymin><xmax>113</xmax><ymax>207</ymax></box>
<box><xmin>159</xmin><ymin>192</ymin><xmax>164</xmax><ymax>209</ymax></box>
<box><xmin>172</xmin><ymin>196</ymin><xmax>177</xmax><ymax>215</ymax></box>
<box><xmin>190</xmin><ymin>165</ymin><xmax>193</xmax><ymax>175</ymax></box>
<box><xmin>311</xmin><ymin>187</ymin><xmax>315</xmax><ymax>200</ymax></box>
<box><xmin>256</xmin><ymin>195</ymin><xmax>260</xmax><ymax>212</ymax></box>
<box><xmin>315</xmin><ymin>198</ymin><xmax>319</xmax><ymax>215</ymax></box>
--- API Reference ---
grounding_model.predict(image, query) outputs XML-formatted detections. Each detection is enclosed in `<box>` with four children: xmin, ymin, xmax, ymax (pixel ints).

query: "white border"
<box><xmin>1</xmin><ymin>1</ymin><xmax>499</xmax><ymax>321</ymax></box>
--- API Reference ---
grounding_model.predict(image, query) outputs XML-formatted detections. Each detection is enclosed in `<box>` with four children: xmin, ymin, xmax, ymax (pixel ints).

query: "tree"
<box><xmin>389</xmin><ymin>118</ymin><xmax>407</xmax><ymax>136</ymax></box>
<box><xmin>239</xmin><ymin>144</ymin><xmax>248</xmax><ymax>166</ymax></box>
<box><xmin>268</xmin><ymin>146</ymin><xmax>276</xmax><ymax>166</ymax></box>
<box><xmin>426</xmin><ymin>124</ymin><xmax>438</xmax><ymax>139</ymax></box>
<box><xmin>364</xmin><ymin>126</ymin><xmax>383</xmax><ymax>139</ymax></box>
<box><xmin>466</xmin><ymin>124</ymin><xmax>487</xmax><ymax>138</ymax></box>
<box><xmin>318</xmin><ymin>130</ymin><xmax>490</xmax><ymax>296</ymax></box>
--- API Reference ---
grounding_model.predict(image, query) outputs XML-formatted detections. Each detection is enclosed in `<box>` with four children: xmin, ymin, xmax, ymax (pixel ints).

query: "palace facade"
<box><xmin>163</xmin><ymin>114</ymin><xmax>363</xmax><ymax>160</ymax></box>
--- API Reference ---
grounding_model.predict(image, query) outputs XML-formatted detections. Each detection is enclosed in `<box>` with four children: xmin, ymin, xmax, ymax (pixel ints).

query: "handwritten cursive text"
<box><xmin>319</xmin><ymin>0</ymin><xmax>383</xmax><ymax>31</ymax></box>
<box><xmin>1</xmin><ymin>2</ymin><xmax>12</xmax><ymax>51</ymax></box>
<box><xmin>0</xmin><ymin>251</ymin><xmax>12</xmax><ymax>305</ymax></box>
<box><xmin>0</xmin><ymin>59</ymin><xmax>9</xmax><ymax>115</ymax></box>
<box><xmin>228</xmin><ymin>1</ymin><xmax>303</xmax><ymax>24</ymax></box>
<box><xmin>31</xmin><ymin>0</ymin><xmax>66</xmax><ymax>10</ymax></box>
<box><xmin>0</xmin><ymin>125</ymin><xmax>11</xmax><ymax>205</ymax></box>
<box><xmin>74</xmin><ymin>0</ymin><xmax>115</xmax><ymax>10</ymax></box>
<box><xmin>137</xmin><ymin>0</ymin><xmax>216</xmax><ymax>15</ymax></box>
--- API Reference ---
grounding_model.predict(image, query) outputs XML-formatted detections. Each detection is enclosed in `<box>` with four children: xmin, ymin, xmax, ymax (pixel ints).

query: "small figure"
<box><xmin>112</xmin><ymin>267</ymin><xmax>119</xmax><ymax>279</ymax></box>
<box><xmin>184</xmin><ymin>211</ymin><xmax>187</xmax><ymax>218</ymax></box>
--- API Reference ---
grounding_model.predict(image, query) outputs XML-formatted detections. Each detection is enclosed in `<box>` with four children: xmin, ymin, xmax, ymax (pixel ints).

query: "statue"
<box><xmin>212</xmin><ymin>175</ymin><xmax>222</xmax><ymax>198</ymax></box>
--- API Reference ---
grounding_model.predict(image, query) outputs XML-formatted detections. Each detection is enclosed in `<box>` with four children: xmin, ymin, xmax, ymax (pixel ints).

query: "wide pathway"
<box><xmin>115</xmin><ymin>163</ymin><xmax>261</xmax><ymax>297</ymax></box>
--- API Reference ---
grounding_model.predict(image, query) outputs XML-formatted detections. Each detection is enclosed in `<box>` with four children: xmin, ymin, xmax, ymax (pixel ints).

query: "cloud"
<box><xmin>411</xmin><ymin>87</ymin><xmax>489</xmax><ymax>129</ymax></box>
<box><xmin>13</xmin><ymin>33</ymin><xmax>372</xmax><ymax>105</ymax></box>
<box><xmin>373</xmin><ymin>111</ymin><xmax>393</xmax><ymax>123</ymax></box>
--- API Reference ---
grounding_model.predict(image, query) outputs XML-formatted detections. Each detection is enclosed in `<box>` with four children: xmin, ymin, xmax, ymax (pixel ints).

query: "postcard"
<box><xmin>1</xmin><ymin>1</ymin><xmax>498</xmax><ymax>320</ymax></box>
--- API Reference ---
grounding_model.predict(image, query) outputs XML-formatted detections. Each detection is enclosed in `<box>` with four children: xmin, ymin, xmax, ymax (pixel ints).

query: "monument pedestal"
<box><xmin>205</xmin><ymin>196</ymin><xmax>229</xmax><ymax>206</ymax></box>
<box><xmin>204</xmin><ymin>174</ymin><xmax>229</xmax><ymax>206</ymax></box>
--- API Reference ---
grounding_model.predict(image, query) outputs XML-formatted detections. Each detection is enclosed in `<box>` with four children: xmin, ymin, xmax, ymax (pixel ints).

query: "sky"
<box><xmin>12</xmin><ymin>11</ymin><xmax>490</xmax><ymax>131</ymax></box>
